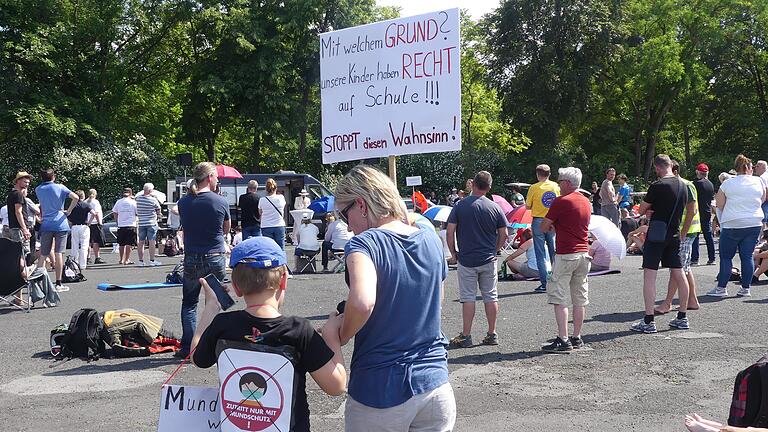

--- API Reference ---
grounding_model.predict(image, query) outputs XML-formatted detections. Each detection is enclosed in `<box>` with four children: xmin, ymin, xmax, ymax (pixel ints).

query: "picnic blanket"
<box><xmin>97</xmin><ymin>282</ymin><xmax>182</xmax><ymax>291</ymax></box>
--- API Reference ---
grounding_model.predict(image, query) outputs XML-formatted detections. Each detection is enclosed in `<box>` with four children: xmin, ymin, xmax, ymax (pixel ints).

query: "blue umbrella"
<box><xmin>309</xmin><ymin>196</ymin><xmax>335</xmax><ymax>213</ymax></box>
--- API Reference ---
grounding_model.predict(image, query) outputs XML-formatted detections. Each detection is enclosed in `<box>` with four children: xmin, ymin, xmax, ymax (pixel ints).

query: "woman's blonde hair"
<box><xmin>189</xmin><ymin>162</ymin><xmax>216</xmax><ymax>195</ymax></box>
<box><xmin>88</xmin><ymin>188</ymin><xmax>97</xmax><ymax>199</ymax></box>
<box><xmin>735</xmin><ymin>154</ymin><xmax>752</xmax><ymax>174</ymax></box>
<box><xmin>265</xmin><ymin>178</ymin><xmax>277</xmax><ymax>194</ymax></box>
<box><xmin>335</xmin><ymin>165</ymin><xmax>406</xmax><ymax>223</ymax></box>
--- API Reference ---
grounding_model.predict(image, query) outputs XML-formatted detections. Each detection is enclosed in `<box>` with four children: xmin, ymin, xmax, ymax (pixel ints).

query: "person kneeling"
<box><xmin>190</xmin><ymin>237</ymin><xmax>346</xmax><ymax>432</ymax></box>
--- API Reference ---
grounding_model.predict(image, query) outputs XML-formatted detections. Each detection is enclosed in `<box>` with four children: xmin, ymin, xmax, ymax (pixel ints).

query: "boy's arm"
<box><xmin>312</xmin><ymin>310</ymin><xmax>347</xmax><ymax>396</ymax></box>
<box><xmin>190</xmin><ymin>278</ymin><xmax>222</xmax><ymax>365</ymax></box>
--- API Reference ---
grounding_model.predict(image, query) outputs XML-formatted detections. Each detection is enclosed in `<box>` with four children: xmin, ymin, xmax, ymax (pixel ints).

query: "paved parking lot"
<box><xmin>0</xmin><ymin>248</ymin><xmax>765</xmax><ymax>431</ymax></box>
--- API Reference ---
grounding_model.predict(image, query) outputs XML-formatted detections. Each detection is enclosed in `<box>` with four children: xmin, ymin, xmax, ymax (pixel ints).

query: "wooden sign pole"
<box><xmin>388</xmin><ymin>155</ymin><xmax>397</xmax><ymax>184</ymax></box>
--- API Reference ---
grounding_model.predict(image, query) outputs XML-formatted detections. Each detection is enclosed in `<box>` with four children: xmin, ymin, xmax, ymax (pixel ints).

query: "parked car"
<box><xmin>100</xmin><ymin>208</ymin><xmax>174</xmax><ymax>246</ymax></box>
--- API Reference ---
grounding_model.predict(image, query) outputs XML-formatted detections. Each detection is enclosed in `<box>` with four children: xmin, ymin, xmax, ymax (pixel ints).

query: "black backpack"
<box><xmin>163</xmin><ymin>237</ymin><xmax>178</xmax><ymax>257</ymax></box>
<box><xmin>62</xmin><ymin>256</ymin><xmax>86</xmax><ymax>283</ymax></box>
<box><xmin>166</xmin><ymin>263</ymin><xmax>184</xmax><ymax>284</ymax></box>
<box><xmin>59</xmin><ymin>309</ymin><xmax>106</xmax><ymax>361</ymax></box>
<box><xmin>729</xmin><ymin>354</ymin><xmax>768</xmax><ymax>427</ymax></box>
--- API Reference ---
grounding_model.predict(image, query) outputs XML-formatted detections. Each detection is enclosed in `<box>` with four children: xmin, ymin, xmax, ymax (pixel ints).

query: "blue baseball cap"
<box><xmin>229</xmin><ymin>237</ymin><xmax>287</xmax><ymax>269</ymax></box>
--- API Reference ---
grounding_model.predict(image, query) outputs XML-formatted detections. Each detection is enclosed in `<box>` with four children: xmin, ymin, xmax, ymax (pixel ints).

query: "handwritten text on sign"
<box><xmin>320</xmin><ymin>9</ymin><xmax>461</xmax><ymax>164</ymax></box>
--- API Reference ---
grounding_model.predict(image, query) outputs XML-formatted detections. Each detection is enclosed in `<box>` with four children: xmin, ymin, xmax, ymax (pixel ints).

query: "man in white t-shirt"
<box><xmin>112</xmin><ymin>188</ymin><xmax>138</xmax><ymax>265</ymax></box>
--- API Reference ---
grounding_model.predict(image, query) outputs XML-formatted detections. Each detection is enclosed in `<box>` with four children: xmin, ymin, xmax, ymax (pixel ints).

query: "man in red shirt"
<box><xmin>540</xmin><ymin>167</ymin><xmax>592</xmax><ymax>353</ymax></box>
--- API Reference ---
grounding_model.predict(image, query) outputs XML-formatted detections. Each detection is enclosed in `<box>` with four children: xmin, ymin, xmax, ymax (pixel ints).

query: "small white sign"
<box><xmin>406</xmin><ymin>176</ymin><xmax>423</xmax><ymax>186</ymax></box>
<box><xmin>158</xmin><ymin>385</ymin><xmax>221</xmax><ymax>431</ymax></box>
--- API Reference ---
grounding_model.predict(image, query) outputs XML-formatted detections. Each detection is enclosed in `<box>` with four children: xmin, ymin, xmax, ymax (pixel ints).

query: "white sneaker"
<box><xmin>149</xmin><ymin>260</ymin><xmax>162</xmax><ymax>267</ymax></box>
<box><xmin>737</xmin><ymin>287</ymin><xmax>752</xmax><ymax>297</ymax></box>
<box><xmin>54</xmin><ymin>284</ymin><xmax>70</xmax><ymax>293</ymax></box>
<box><xmin>706</xmin><ymin>286</ymin><xmax>728</xmax><ymax>297</ymax></box>
<box><xmin>136</xmin><ymin>261</ymin><xmax>145</xmax><ymax>267</ymax></box>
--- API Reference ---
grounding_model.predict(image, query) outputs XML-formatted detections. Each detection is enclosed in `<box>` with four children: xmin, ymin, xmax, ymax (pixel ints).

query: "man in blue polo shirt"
<box><xmin>36</xmin><ymin>168</ymin><xmax>79</xmax><ymax>292</ymax></box>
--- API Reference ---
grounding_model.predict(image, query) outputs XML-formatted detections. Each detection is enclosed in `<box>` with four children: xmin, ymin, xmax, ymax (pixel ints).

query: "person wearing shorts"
<box><xmin>35</xmin><ymin>168</ymin><xmax>79</xmax><ymax>292</ymax></box>
<box><xmin>540</xmin><ymin>167</ymin><xmax>592</xmax><ymax>353</ymax></box>
<box><xmin>135</xmin><ymin>183</ymin><xmax>162</xmax><ymax>266</ymax></box>
<box><xmin>631</xmin><ymin>154</ymin><xmax>695</xmax><ymax>334</ymax></box>
<box><xmin>447</xmin><ymin>171</ymin><xmax>508</xmax><ymax>348</ymax></box>
<box><xmin>113</xmin><ymin>188</ymin><xmax>138</xmax><ymax>265</ymax></box>
<box><xmin>655</xmin><ymin>162</ymin><xmax>702</xmax><ymax>315</ymax></box>
<box><xmin>86</xmin><ymin>189</ymin><xmax>106</xmax><ymax>264</ymax></box>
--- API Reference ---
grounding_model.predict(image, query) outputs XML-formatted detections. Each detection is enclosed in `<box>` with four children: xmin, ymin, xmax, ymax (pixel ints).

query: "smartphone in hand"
<box><xmin>204</xmin><ymin>274</ymin><xmax>235</xmax><ymax>311</ymax></box>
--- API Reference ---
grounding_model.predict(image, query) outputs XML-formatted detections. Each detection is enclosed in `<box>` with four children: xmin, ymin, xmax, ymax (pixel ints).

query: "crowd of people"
<box><xmin>5</xmin><ymin>153</ymin><xmax>768</xmax><ymax>431</ymax></box>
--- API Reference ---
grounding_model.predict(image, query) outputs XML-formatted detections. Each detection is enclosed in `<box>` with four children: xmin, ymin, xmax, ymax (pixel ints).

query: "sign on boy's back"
<box><xmin>320</xmin><ymin>9</ymin><xmax>461</xmax><ymax>164</ymax></box>
<box><xmin>158</xmin><ymin>385</ymin><xmax>221</xmax><ymax>431</ymax></box>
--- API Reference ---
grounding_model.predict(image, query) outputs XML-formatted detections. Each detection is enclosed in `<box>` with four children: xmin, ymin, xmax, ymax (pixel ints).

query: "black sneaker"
<box><xmin>534</xmin><ymin>284</ymin><xmax>547</xmax><ymax>293</ymax></box>
<box><xmin>542</xmin><ymin>337</ymin><xmax>573</xmax><ymax>353</ymax></box>
<box><xmin>94</xmin><ymin>257</ymin><xmax>105</xmax><ymax>264</ymax></box>
<box><xmin>569</xmin><ymin>336</ymin><xmax>584</xmax><ymax>349</ymax></box>
<box><xmin>706</xmin><ymin>260</ymin><xmax>716</xmax><ymax>266</ymax></box>
<box><xmin>173</xmin><ymin>349</ymin><xmax>190</xmax><ymax>359</ymax></box>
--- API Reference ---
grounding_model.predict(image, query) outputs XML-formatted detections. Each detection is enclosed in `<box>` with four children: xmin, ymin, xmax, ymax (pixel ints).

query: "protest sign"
<box><xmin>158</xmin><ymin>385</ymin><xmax>221</xmax><ymax>431</ymax></box>
<box><xmin>406</xmin><ymin>176</ymin><xmax>422</xmax><ymax>186</ymax></box>
<box><xmin>320</xmin><ymin>9</ymin><xmax>461</xmax><ymax>164</ymax></box>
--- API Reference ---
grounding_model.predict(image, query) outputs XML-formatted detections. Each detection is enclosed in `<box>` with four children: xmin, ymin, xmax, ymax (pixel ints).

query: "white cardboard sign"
<box><xmin>406</xmin><ymin>176</ymin><xmax>423</xmax><ymax>186</ymax></box>
<box><xmin>158</xmin><ymin>385</ymin><xmax>221</xmax><ymax>431</ymax></box>
<box><xmin>320</xmin><ymin>9</ymin><xmax>461</xmax><ymax>164</ymax></box>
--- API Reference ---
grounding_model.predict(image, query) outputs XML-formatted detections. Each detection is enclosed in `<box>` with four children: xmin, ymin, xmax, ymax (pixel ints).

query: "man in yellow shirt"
<box><xmin>526</xmin><ymin>164</ymin><xmax>560</xmax><ymax>292</ymax></box>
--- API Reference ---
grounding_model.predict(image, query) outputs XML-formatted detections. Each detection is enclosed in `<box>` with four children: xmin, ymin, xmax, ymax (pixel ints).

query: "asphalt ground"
<box><xmin>0</xmin><ymin>246</ymin><xmax>766</xmax><ymax>431</ymax></box>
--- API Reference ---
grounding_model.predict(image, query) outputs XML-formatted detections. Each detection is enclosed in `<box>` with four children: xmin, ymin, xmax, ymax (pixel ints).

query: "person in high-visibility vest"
<box><xmin>654</xmin><ymin>160</ymin><xmax>701</xmax><ymax>314</ymax></box>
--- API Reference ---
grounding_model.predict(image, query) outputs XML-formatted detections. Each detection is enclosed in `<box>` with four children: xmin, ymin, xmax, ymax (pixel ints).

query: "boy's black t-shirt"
<box><xmin>193</xmin><ymin>312</ymin><xmax>334</xmax><ymax>432</ymax></box>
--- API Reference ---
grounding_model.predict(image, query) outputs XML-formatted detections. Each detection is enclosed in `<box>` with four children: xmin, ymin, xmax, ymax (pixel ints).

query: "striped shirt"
<box><xmin>136</xmin><ymin>194</ymin><xmax>161</xmax><ymax>227</ymax></box>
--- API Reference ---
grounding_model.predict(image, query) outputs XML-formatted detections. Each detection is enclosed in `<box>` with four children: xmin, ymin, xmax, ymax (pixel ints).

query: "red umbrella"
<box><xmin>215</xmin><ymin>164</ymin><xmax>243</xmax><ymax>179</ymax></box>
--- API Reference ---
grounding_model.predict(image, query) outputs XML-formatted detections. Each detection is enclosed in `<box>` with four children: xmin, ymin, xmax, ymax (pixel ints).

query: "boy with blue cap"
<box><xmin>190</xmin><ymin>237</ymin><xmax>347</xmax><ymax>432</ymax></box>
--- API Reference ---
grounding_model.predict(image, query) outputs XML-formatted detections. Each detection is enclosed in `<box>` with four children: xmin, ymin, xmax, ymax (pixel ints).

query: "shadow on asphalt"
<box><xmin>697</xmin><ymin>295</ymin><xmax>730</xmax><ymax>304</ymax></box>
<box><xmin>744</xmin><ymin>298</ymin><xmax>768</xmax><ymax>304</ymax></box>
<box><xmin>451</xmin><ymin>291</ymin><xmax>540</xmax><ymax>303</ymax></box>
<box><xmin>587</xmin><ymin>312</ymin><xmax>639</xmax><ymax>323</ymax></box>
<box><xmin>38</xmin><ymin>354</ymin><xmax>180</xmax><ymax>375</ymax></box>
<box><xmin>448</xmin><ymin>350</ymin><xmax>548</xmax><ymax>364</ymax></box>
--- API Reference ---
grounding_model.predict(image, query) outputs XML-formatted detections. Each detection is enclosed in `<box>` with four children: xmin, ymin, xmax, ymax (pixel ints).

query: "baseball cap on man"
<box><xmin>696</xmin><ymin>163</ymin><xmax>709</xmax><ymax>172</ymax></box>
<box><xmin>14</xmin><ymin>171</ymin><xmax>32</xmax><ymax>183</ymax></box>
<box><xmin>230</xmin><ymin>237</ymin><xmax>287</xmax><ymax>269</ymax></box>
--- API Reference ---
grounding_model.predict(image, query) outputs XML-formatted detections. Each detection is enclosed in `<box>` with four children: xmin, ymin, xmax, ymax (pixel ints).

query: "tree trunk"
<box><xmin>684</xmin><ymin>125</ymin><xmax>691</xmax><ymax>174</ymax></box>
<box><xmin>634</xmin><ymin>127</ymin><xmax>643</xmax><ymax>177</ymax></box>
<box><xmin>252</xmin><ymin>130</ymin><xmax>261</xmax><ymax>172</ymax></box>
<box><xmin>642</xmin><ymin>96</ymin><xmax>676</xmax><ymax>179</ymax></box>
<box><xmin>298</xmin><ymin>81</ymin><xmax>310</xmax><ymax>156</ymax></box>
<box><xmin>206</xmin><ymin>136</ymin><xmax>215</xmax><ymax>162</ymax></box>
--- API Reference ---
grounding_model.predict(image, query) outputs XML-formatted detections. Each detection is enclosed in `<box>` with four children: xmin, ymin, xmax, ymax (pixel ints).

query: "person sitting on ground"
<box><xmin>588</xmin><ymin>238</ymin><xmax>611</xmax><ymax>272</ymax></box>
<box><xmin>502</xmin><ymin>228</ymin><xmax>550</xmax><ymax>280</ymax></box>
<box><xmin>751</xmin><ymin>232</ymin><xmax>768</xmax><ymax>283</ymax></box>
<box><xmin>626</xmin><ymin>217</ymin><xmax>648</xmax><ymax>254</ymax></box>
<box><xmin>620</xmin><ymin>207</ymin><xmax>639</xmax><ymax>241</ymax></box>
<box><xmin>294</xmin><ymin>214</ymin><xmax>320</xmax><ymax>272</ymax></box>
<box><xmin>191</xmin><ymin>237</ymin><xmax>347</xmax><ymax>432</ymax></box>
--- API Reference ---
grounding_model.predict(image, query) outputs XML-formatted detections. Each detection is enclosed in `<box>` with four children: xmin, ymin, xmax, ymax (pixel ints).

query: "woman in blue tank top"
<box><xmin>332</xmin><ymin>165</ymin><xmax>456</xmax><ymax>431</ymax></box>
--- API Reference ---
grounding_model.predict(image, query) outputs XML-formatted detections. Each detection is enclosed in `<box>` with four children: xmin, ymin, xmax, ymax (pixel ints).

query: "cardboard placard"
<box><xmin>158</xmin><ymin>385</ymin><xmax>221</xmax><ymax>431</ymax></box>
<box><xmin>320</xmin><ymin>9</ymin><xmax>461</xmax><ymax>164</ymax></box>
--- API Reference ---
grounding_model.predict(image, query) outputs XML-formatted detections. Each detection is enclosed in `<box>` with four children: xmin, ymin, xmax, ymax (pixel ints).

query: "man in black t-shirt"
<box><xmin>691</xmin><ymin>163</ymin><xmax>716</xmax><ymax>265</ymax></box>
<box><xmin>190</xmin><ymin>237</ymin><xmax>346</xmax><ymax>432</ymax></box>
<box><xmin>238</xmin><ymin>180</ymin><xmax>261</xmax><ymax>240</ymax></box>
<box><xmin>67</xmin><ymin>190</ymin><xmax>96</xmax><ymax>269</ymax></box>
<box><xmin>4</xmin><ymin>171</ymin><xmax>33</xmax><ymax>256</ymax></box>
<box><xmin>631</xmin><ymin>155</ymin><xmax>696</xmax><ymax>335</ymax></box>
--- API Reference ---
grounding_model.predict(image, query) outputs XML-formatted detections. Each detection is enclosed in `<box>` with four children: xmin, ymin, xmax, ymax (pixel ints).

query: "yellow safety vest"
<box><xmin>680</xmin><ymin>179</ymin><xmax>701</xmax><ymax>236</ymax></box>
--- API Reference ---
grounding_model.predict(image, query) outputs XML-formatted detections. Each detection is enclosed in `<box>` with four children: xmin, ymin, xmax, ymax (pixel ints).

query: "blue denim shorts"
<box><xmin>138</xmin><ymin>225</ymin><xmax>158</xmax><ymax>241</ymax></box>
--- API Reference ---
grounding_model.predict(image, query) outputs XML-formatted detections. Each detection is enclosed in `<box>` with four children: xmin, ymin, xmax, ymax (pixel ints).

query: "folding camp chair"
<box><xmin>0</xmin><ymin>238</ymin><xmax>33</xmax><ymax>312</ymax></box>
<box><xmin>500</xmin><ymin>222</ymin><xmax>531</xmax><ymax>255</ymax></box>
<box><xmin>296</xmin><ymin>250</ymin><xmax>319</xmax><ymax>274</ymax></box>
<box><xmin>330</xmin><ymin>251</ymin><xmax>345</xmax><ymax>274</ymax></box>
